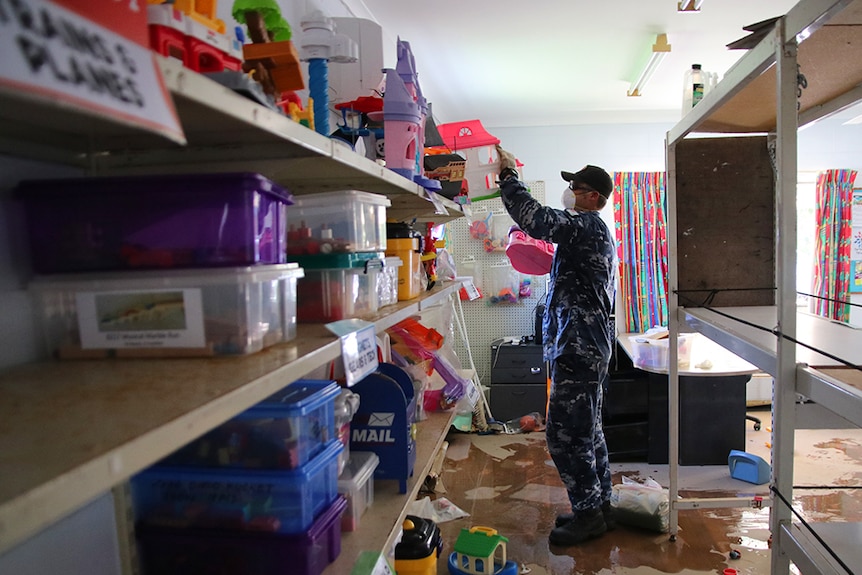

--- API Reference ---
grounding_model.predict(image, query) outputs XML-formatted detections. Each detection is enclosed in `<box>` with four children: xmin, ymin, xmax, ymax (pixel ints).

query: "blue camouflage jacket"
<box><xmin>499</xmin><ymin>178</ymin><xmax>616</xmax><ymax>369</ymax></box>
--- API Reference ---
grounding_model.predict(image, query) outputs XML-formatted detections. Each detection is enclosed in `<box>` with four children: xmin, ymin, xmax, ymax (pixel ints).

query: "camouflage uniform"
<box><xmin>499</xmin><ymin>177</ymin><xmax>615</xmax><ymax>513</ymax></box>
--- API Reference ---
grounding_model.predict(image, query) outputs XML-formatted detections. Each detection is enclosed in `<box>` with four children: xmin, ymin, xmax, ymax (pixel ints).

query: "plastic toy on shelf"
<box><xmin>299</xmin><ymin>10</ymin><xmax>358</xmax><ymax>135</ymax></box>
<box><xmin>381</xmin><ymin>39</ymin><xmax>440</xmax><ymax>192</ymax></box>
<box><xmin>436</xmin><ymin>120</ymin><xmax>523</xmax><ymax>202</ymax></box>
<box><xmin>147</xmin><ymin>1</ymin><xmax>243</xmax><ymax>73</ymax></box>
<box><xmin>333</xmin><ymin>96</ymin><xmax>385</xmax><ymax>160</ymax></box>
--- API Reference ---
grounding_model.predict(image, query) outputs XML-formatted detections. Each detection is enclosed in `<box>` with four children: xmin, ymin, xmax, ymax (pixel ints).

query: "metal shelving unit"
<box><xmin>665</xmin><ymin>1</ymin><xmax>862</xmax><ymax>573</ymax></box>
<box><xmin>0</xmin><ymin>55</ymin><xmax>466</xmax><ymax>568</ymax></box>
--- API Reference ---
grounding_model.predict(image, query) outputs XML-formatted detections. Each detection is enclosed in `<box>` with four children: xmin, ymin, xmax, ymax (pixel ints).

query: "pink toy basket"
<box><xmin>505</xmin><ymin>226</ymin><xmax>555</xmax><ymax>275</ymax></box>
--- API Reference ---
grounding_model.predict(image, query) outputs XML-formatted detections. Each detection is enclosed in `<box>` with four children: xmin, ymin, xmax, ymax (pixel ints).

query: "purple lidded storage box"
<box><xmin>15</xmin><ymin>173</ymin><xmax>293</xmax><ymax>273</ymax></box>
<box><xmin>136</xmin><ymin>496</ymin><xmax>346</xmax><ymax>575</ymax></box>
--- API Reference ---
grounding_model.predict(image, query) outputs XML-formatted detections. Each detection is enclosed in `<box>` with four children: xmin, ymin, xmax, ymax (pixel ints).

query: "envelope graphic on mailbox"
<box><xmin>369</xmin><ymin>412</ymin><xmax>394</xmax><ymax>426</ymax></box>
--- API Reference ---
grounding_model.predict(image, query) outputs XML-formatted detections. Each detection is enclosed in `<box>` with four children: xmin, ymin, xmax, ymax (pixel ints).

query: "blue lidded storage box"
<box><xmin>132</xmin><ymin>439</ymin><xmax>342</xmax><ymax>534</ymax></box>
<box><xmin>161</xmin><ymin>380</ymin><xmax>340</xmax><ymax>470</ymax></box>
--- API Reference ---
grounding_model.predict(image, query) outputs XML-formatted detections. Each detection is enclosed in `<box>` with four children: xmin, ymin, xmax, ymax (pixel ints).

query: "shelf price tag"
<box><xmin>325</xmin><ymin>319</ymin><xmax>379</xmax><ymax>386</ymax></box>
<box><xmin>0</xmin><ymin>0</ymin><xmax>185</xmax><ymax>144</ymax></box>
<box><xmin>458</xmin><ymin>277</ymin><xmax>481</xmax><ymax>301</ymax></box>
<box><xmin>426</xmin><ymin>190</ymin><xmax>449</xmax><ymax>215</ymax></box>
<box><xmin>463</xmin><ymin>377</ymin><xmax>480</xmax><ymax>408</ymax></box>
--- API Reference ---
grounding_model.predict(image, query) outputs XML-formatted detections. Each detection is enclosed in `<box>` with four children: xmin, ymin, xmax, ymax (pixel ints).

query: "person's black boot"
<box><xmin>555</xmin><ymin>501</ymin><xmax>616</xmax><ymax>531</ymax></box>
<box><xmin>549</xmin><ymin>506</ymin><xmax>606</xmax><ymax>546</ymax></box>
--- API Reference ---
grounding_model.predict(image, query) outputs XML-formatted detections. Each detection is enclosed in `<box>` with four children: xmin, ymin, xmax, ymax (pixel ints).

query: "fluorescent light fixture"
<box><xmin>627</xmin><ymin>34</ymin><xmax>671</xmax><ymax>97</ymax></box>
<box><xmin>678</xmin><ymin>0</ymin><xmax>703</xmax><ymax>12</ymax></box>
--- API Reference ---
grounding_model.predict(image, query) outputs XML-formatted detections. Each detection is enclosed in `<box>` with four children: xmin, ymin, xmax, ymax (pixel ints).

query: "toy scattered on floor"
<box><xmin>729</xmin><ymin>549</ymin><xmax>742</xmax><ymax>560</ymax></box>
<box><xmin>447</xmin><ymin>526</ymin><xmax>518</xmax><ymax>575</ymax></box>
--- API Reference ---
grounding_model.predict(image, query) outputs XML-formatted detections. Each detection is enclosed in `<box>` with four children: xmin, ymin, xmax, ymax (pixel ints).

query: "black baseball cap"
<box><xmin>561</xmin><ymin>165</ymin><xmax>613</xmax><ymax>199</ymax></box>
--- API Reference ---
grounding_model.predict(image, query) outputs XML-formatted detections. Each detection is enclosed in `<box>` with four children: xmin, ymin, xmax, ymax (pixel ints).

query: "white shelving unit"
<box><xmin>0</xmin><ymin>54</ymin><xmax>465</xmax><ymax>569</ymax></box>
<box><xmin>665</xmin><ymin>1</ymin><xmax>862</xmax><ymax>573</ymax></box>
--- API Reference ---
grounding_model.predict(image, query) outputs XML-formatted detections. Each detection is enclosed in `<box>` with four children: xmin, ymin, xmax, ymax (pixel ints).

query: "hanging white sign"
<box><xmin>326</xmin><ymin>319</ymin><xmax>379</xmax><ymax>386</ymax></box>
<box><xmin>0</xmin><ymin>0</ymin><xmax>185</xmax><ymax>144</ymax></box>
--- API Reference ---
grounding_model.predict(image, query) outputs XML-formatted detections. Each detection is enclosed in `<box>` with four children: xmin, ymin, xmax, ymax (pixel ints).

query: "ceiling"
<box><xmin>350</xmin><ymin>0</ymin><xmax>808</xmax><ymax>128</ymax></box>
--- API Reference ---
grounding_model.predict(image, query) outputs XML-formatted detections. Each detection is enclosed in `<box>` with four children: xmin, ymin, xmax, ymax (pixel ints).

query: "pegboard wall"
<box><xmin>446</xmin><ymin>181</ymin><xmax>548</xmax><ymax>388</ymax></box>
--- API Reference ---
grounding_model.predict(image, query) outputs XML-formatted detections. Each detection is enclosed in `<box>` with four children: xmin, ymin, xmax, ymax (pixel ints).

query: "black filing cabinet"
<box><xmin>490</xmin><ymin>341</ymin><xmax>547</xmax><ymax>421</ymax></box>
<box><xmin>604</xmin><ymin>340</ymin><xmax>650</xmax><ymax>461</ymax></box>
<box><xmin>647</xmin><ymin>372</ymin><xmax>749</xmax><ymax>465</ymax></box>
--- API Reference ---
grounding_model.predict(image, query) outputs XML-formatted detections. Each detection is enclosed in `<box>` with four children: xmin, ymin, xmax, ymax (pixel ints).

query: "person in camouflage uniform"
<box><xmin>496</xmin><ymin>145</ymin><xmax>616</xmax><ymax>546</ymax></box>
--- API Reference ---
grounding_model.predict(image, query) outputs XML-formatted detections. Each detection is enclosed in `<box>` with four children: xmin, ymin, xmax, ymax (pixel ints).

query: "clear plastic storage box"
<box><xmin>161</xmin><ymin>380</ymin><xmax>340</xmax><ymax>470</ymax></box>
<box><xmin>378</xmin><ymin>256</ymin><xmax>403</xmax><ymax>307</ymax></box>
<box><xmin>29</xmin><ymin>264</ymin><xmax>303</xmax><ymax>358</ymax></box>
<box><xmin>290</xmin><ymin>253</ymin><xmax>383</xmax><ymax>323</ymax></box>
<box><xmin>132</xmin><ymin>439</ymin><xmax>343</xmax><ymax>535</ymax></box>
<box><xmin>15</xmin><ymin>173</ymin><xmax>293</xmax><ymax>273</ymax></box>
<box><xmin>286</xmin><ymin>190</ymin><xmax>390</xmax><ymax>255</ymax></box>
<box><xmin>136</xmin><ymin>496</ymin><xmax>347</xmax><ymax>575</ymax></box>
<box><xmin>628</xmin><ymin>334</ymin><xmax>692</xmax><ymax>371</ymax></box>
<box><xmin>337</xmin><ymin>451</ymin><xmax>379</xmax><ymax>532</ymax></box>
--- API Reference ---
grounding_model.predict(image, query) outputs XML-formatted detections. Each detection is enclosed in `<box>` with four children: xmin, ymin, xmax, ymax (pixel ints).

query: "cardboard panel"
<box><xmin>675</xmin><ymin>136</ymin><xmax>775</xmax><ymax>307</ymax></box>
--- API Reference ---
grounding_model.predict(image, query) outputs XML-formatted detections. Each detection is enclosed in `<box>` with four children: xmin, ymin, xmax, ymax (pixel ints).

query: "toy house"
<box><xmin>435</xmin><ymin>120</ymin><xmax>510</xmax><ymax>202</ymax></box>
<box><xmin>447</xmin><ymin>526</ymin><xmax>517</xmax><ymax>575</ymax></box>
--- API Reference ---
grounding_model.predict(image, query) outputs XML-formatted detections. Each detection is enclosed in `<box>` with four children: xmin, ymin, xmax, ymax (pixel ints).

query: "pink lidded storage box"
<box><xmin>15</xmin><ymin>173</ymin><xmax>293</xmax><ymax>273</ymax></box>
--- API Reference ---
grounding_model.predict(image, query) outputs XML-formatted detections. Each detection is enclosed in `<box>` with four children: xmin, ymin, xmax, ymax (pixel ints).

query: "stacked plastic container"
<box><xmin>131</xmin><ymin>379</ymin><xmax>347</xmax><ymax>575</ymax></box>
<box><xmin>385</xmin><ymin>222</ymin><xmax>425</xmax><ymax>301</ymax></box>
<box><xmin>15</xmin><ymin>173</ymin><xmax>304</xmax><ymax>358</ymax></box>
<box><xmin>286</xmin><ymin>190</ymin><xmax>392</xmax><ymax>322</ymax></box>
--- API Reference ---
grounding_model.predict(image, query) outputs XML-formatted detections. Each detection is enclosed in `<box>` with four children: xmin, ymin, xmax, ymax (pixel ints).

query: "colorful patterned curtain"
<box><xmin>613</xmin><ymin>172</ymin><xmax>668</xmax><ymax>332</ymax></box>
<box><xmin>810</xmin><ymin>169</ymin><xmax>857</xmax><ymax>321</ymax></box>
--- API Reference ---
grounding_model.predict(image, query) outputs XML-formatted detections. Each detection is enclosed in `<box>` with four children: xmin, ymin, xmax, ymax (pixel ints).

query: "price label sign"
<box><xmin>0</xmin><ymin>0</ymin><xmax>185</xmax><ymax>143</ymax></box>
<box><xmin>463</xmin><ymin>377</ymin><xmax>480</xmax><ymax>408</ymax></box>
<box><xmin>459</xmin><ymin>278</ymin><xmax>481</xmax><ymax>301</ymax></box>
<box><xmin>426</xmin><ymin>189</ymin><xmax>449</xmax><ymax>215</ymax></box>
<box><xmin>326</xmin><ymin>319</ymin><xmax>379</xmax><ymax>386</ymax></box>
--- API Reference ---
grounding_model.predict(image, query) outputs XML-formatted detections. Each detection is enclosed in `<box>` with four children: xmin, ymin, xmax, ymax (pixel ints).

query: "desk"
<box><xmin>618</xmin><ymin>333</ymin><xmax>760</xmax><ymax>465</ymax></box>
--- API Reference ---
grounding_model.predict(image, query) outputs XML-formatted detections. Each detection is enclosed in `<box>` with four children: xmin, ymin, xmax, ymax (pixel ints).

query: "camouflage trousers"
<box><xmin>546</xmin><ymin>355</ymin><xmax>611</xmax><ymax>513</ymax></box>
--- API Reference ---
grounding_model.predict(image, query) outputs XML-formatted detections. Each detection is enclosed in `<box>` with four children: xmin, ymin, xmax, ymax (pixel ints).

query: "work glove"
<box><xmin>495</xmin><ymin>144</ymin><xmax>519</xmax><ymax>182</ymax></box>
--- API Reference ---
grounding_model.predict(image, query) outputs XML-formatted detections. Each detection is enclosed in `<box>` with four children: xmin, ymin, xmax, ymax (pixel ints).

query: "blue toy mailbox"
<box><xmin>350</xmin><ymin>363</ymin><xmax>417</xmax><ymax>493</ymax></box>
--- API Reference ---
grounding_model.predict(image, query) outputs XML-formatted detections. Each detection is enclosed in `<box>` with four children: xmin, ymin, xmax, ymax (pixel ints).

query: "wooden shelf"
<box><xmin>324</xmin><ymin>410</ymin><xmax>455</xmax><ymax>574</ymax></box>
<box><xmin>0</xmin><ymin>56</ymin><xmax>463</xmax><ymax>224</ymax></box>
<box><xmin>669</xmin><ymin>0</ymin><xmax>862</xmax><ymax>142</ymax></box>
<box><xmin>0</xmin><ymin>282</ymin><xmax>461</xmax><ymax>555</ymax></box>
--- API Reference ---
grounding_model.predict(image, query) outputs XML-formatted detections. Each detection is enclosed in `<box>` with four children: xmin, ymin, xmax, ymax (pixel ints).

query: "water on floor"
<box><xmin>430</xmin><ymin>412</ymin><xmax>862</xmax><ymax>575</ymax></box>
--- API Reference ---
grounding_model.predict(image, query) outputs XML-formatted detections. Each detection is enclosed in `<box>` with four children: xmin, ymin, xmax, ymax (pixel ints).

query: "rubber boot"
<box><xmin>556</xmin><ymin>501</ymin><xmax>616</xmax><ymax>531</ymax></box>
<box><xmin>549</xmin><ymin>506</ymin><xmax>606</xmax><ymax>546</ymax></box>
